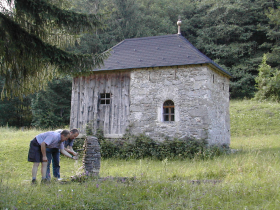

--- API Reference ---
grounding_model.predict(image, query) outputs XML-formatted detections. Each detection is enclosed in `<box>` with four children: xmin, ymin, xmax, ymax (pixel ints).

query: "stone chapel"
<box><xmin>70</xmin><ymin>21</ymin><xmax>232</xmax><ymax>146</ymax></box>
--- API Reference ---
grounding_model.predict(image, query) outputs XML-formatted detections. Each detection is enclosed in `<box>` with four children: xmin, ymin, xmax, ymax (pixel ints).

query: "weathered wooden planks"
<box><xmin>70</xmin><ymin>71</ymin><xmax>130</xmax><ymax>136</ymax></box>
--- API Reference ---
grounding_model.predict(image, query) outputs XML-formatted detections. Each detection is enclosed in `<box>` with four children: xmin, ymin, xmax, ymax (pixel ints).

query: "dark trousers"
<box><xmin>46</xmin><ymin>148</ymin><xmax>60</xmax><ymax>179</ymax></box>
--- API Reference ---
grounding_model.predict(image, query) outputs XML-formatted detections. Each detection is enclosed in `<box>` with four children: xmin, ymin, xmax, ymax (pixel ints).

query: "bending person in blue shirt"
<box><xmin>28</xmin><ymin>130</ymin><xmax>70</xmax><ymax>184</ymax></box>
<box><xmin>46</xmin><ymin>129</ymin><xmax>79</xmax><ymax>180</ymax></box>
<box><xmin>64</xmin><ymin>129</ymin><xmax>79</xmax><ymax>156</ymax></box>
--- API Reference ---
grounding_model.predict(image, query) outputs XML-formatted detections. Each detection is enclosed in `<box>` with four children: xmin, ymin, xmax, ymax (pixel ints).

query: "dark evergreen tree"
<box><xmin>264</xmin><ymin>0</ymin><xmax>280</xmax><ymax>68</ymax></box>
<box><xmin>68</xmin><ymin>0</ymin><xmax>194</xmax><ymax>54</ymax></box>
<box><xmin>0</xmin><ymin>0</ymin><xmax>108</xmax><ymax>99</ymax></box>
<box><xmin>184</xmin><ymin>0</ymin><xmax>279</xmax><ymax>98</ymax></box>
<box><xmin>0</xmin><ymin>76</ymin><xmax>32</xmax><ymax>127</ymax></box>
<box><xmin>31</xmin><ymin>77</ymin><xmax>72</xmax><ymax>129</ymax></box>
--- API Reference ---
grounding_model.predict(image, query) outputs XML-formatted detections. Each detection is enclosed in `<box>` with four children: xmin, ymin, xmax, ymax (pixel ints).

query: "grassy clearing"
<box><xmin>1</xmin><ymin>100</ymin><xmax>280</xmax><ymax>209</ymax></box>
<box><xmin>230</xmin><ymin>99</ymin><xmax>280</xmax><ymax>136</ymax></box>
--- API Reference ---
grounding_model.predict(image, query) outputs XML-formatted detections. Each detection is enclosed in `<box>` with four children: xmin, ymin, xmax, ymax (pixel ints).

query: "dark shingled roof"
<box><xmin>95</xmin><ymin>34</ymin><xmax>232</xmax><ymax>77</ymax></box>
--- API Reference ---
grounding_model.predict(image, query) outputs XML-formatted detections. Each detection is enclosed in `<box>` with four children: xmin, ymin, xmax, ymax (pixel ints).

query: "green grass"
<box><xmin>1</xmin><ymin>100</ymin><xmax>280</xmax><ymax>209</ymax></box>
<box><xmin>230</xmin><ymin>99</ymin><xmax>280</xmax><ymax>136</ymax></box>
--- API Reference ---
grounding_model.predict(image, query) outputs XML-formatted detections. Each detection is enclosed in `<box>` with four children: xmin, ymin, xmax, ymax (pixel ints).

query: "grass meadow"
<box><xmin>1</xmin><ymin>100</ymin><xmax>280</xmax><ymax>209</ymax></box>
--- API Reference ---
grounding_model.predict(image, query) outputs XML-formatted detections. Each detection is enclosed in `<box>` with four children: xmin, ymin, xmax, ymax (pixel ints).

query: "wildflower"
<box><xmin>96</xmin><ymin>184</ymin><xmax>99</xmax><ymax>188</ymax></box>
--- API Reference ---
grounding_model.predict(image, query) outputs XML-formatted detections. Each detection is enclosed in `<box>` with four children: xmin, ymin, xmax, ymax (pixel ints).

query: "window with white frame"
<box><xmin>163</xmin><ymin>100</ymin><xmax>175</xmax><ymax>122</ymax></box>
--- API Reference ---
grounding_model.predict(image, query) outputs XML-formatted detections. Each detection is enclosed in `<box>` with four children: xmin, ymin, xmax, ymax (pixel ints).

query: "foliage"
<box><xmin>254</xmin><ymin>54</ymin><xmax>280</xmax><ymax>101</ymax></box>
<box><xmin>31</xmin><ymin>77</ymin><xmax>72</xmax><ymax>129</ymax></box>
<box><xmin>0</xmin><ymin>0</ymin><xmax>108</xmax><ymax>99</ymax></box>
<box><xmin>265</xmin><ymin>0</ymin><xmax>280</xmax><ymax>68</ymax></box>
<box><xmin>0</xmin><ymin>76</ymin><xmax>33</xmax><ymax>127</ymax></box>
<box><xmin>187</xmin><ymin>0</ymin><xmax>279</xmax><ymax>99</ymax></box>
<box><xmin>85</xmin><ymin>121</ymin><xmax>94</xmax><ymax>136</ymax></box>
<box><xmin>99</xmin><ymin>134</ymin><xmax>228</xmax><ymax>160</ymax></box>
<box><xmin>67</xmin><ymin>0</ymin><xmax>198</xmax><ymax>55</ymax></box>
<box><xmin>72</xmin><ymin>138</ymin><xmax>85</xmax><ymax>151</ymax></box>
<box><xmin>0</xmin><ymin>96</ymin><xmax>32</xmax><ymax>127</ymax></box>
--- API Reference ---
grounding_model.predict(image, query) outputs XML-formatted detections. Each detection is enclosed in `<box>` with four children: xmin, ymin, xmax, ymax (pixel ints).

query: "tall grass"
<box><xmin>230</xmin><ymin>100</ymin><xmax>280</xmax><ymax>136</ymax></box>
<box><xmin>1</xmin><ymin>100</ymin><xmax>280</xmax><ymax>209</ymax></box>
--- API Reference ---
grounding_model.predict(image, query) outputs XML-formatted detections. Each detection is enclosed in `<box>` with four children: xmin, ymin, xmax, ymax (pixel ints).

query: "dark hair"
<box><xmin>70</xmin><ymin>128</ymin><xmax>79</xmax><ymax>134</ymax></box>
<box><xmin>61</xmin><ymin>130</ymin><xmax>70</xmax><ymax>137</ymax></box>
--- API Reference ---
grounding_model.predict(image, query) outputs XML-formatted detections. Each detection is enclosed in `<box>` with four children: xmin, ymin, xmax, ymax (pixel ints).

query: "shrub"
<box><xmin>98</xmin><ymin>134</ymin><xmax>228</xmax><ymax>160</ymax></box>
<box><xmin>196</xmin><ymin>144</ymin><xmax>230</xmax><ymax>160</ymax></box>
<box><xmin>72</xmin><ymin>138</ymin><xmax>85</xmax><ymax>151</ymax></box>
<box><xmin>73</xmin><ymin>131</ymin><xmax>230</xmax><ymax>160</ymax></box>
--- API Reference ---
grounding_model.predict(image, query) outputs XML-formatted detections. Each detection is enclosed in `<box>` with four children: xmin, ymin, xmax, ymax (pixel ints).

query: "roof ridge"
<box><xmin>122</xmin><ymin>34</ymin><xmax>179</xmax><ymax>42</ymax></box>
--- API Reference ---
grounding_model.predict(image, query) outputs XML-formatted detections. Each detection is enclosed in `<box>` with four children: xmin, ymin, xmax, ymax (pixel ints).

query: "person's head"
<box><xmin>60</xmin><ymin>130</ymin><xmax>70</xmax><ymax>141</ymax></box>
<box><xmin>69</xmin><ymin>128</ymin><xmax>79</xmax><ymax>140</ymax></box>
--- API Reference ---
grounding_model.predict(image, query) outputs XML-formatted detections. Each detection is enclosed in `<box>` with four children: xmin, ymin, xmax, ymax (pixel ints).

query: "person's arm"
<box><xmin>41</xmin><ymin>142</ymin><xmax>48</xmax><ymax>162</ymax></box>
<box><xmin>66</xmin><ymin>146</ymin><xmax>77</xmax><ymax>156</ymax></box>
<box><xmin>60</xmin><ymin>149</ymin><xmax>78</xmax><ymax>160</ymax></box>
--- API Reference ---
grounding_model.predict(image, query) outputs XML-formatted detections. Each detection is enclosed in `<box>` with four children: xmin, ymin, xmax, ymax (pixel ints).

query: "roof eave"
<box><xmin>92</xmin><ymin>63</ymin><xmax>232</xmax><ymax>78</ymax></box>
<box><xmin>207</xmin><ymin>63</ymin><xmax>232</xmax><ymax>78</ymax></box>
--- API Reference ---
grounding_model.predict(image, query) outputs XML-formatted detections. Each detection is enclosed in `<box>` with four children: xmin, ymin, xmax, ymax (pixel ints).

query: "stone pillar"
<box><xmin>83</xmin><ymin>136</ymin><xmax>101</xmax><ymax>176</ymax></box>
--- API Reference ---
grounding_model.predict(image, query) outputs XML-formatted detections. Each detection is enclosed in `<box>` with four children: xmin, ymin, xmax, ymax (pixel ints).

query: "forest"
<box><xmin>1</xmin><ymin>0</ymin><xmax>280</xmax><ymax>127</ymax></box>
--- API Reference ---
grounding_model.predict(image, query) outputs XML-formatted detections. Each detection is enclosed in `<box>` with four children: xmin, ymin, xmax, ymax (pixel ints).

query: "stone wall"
<box><xmin>207</xmin><ymin>67</ymin><xmax>230</xmax><ymax>145</ymax></box>
<box><xmin>83</xmin><ymin>136</ymin><xmax>101</xmax><ymax>176</ymax></box>
<box><xmin>128</xmin><ymin>65</ymin><xmax>230</xmax><ymax>145</ymax></box>
<box><xmin>71</xmin><ymin>64</ymin><xmax>230</xmax><ymax>146</ymax></box>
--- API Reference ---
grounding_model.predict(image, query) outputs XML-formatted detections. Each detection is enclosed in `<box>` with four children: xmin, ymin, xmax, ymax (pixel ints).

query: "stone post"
<box><xmin>83</xmin><ymin>136</ymin><xmax>101</xmax><ymax>176</ymax></box>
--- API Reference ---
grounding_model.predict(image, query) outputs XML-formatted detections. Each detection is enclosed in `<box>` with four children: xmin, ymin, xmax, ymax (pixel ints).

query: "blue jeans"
<box><xmin>46</xmin><ymin>148</ymin><xmax>60</xmax><ymax>179</ymax></box>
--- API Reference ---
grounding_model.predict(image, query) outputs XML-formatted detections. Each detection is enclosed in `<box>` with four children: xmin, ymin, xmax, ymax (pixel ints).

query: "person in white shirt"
<box><xmin>46</xmin><ymin>129</ymin><xmax>79</xmax><ymax>181</ymax></box>
<box><xmin>28</xmin><ymin>130</ymin><xmax>70</xmax><ymax>184</ymax></box>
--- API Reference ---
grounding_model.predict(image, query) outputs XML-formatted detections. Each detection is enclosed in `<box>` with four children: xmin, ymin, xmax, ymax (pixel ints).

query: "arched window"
<box><xmin>163</xmin><ymin>100</ymin><xmax>175</xmax><ymax>122</ymax></box>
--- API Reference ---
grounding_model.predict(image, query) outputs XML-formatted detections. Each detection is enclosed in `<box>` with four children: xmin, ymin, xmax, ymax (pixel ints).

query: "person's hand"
<box><xmin>73</xmin><ymin>155</ymin><xmax>79</xmax><ymax>160</ymax></box>
<box><xmin>42</xmin><ymin>156</ymin><xmax>48</xmax><ymax>162</ymax></box>
<box><xmin>73</xmin><ymin>152</ymin><xmax>78</xmax><ymax>156</ymax></box>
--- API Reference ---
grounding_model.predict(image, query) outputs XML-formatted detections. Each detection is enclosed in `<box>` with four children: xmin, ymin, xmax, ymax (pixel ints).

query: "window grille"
<box><xmin>100</xmin><ymin>93</ymin><xmax>111</xmax><ymax>104</ymax></box>
<box><xmin>163</xmin><ymin>100</ymin><xmax>175</xmax><ymax>121</ymax></box>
